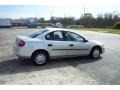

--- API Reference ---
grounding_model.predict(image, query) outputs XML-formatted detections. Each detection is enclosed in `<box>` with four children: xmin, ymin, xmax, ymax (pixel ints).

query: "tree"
<box><xmin>103</xmin><ymin>13</ymin><xmax>113</xmax><ymax>27</ymax></box>
<box><xmin>96</xmin><ymin>14</ymin><xmax>104</xmax><ymax>28</ymax></box>
<box><xmin>113</xmin><ymin>22</ymin><xmax>120</xmax><ymax>29</ymax></box>
<box><xmin>78</xmin><ymin>13</ymin><xmax>95</xmax><ymax>28</ymax></box>
<box><xmin>61</xmin><ymin>17</ymin><xmax>75</xmax><ymax>26</ymax></box>
<box><xmin>38</xmin><ymin>18</ymin><xmax>45</xmax><ymax>23</ymax></box>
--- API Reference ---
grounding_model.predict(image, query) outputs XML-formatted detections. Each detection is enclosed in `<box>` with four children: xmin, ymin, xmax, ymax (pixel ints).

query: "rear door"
<box><xmin>45</xmin><ymin>31</ymin><xmax>70</xmax><ymax>57</ymax></box>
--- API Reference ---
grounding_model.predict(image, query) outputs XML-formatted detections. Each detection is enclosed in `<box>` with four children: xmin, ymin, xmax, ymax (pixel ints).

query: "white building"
<box><xmin>55</xmin><ymin>22</ymin><xmax>63</xmax><ymax>28</ymax></box>
<box><xmin>0</xmin><ymin>18</ymin><xmax>11</xmax><ymax>28</ymax></box>
<box><xmin>11</xmin><ymin>19</ymin><xmax>28</xmax><ymax>26</ymax></box>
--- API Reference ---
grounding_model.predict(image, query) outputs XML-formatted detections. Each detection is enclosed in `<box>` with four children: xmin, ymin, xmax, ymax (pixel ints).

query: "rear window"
<box><xmin>27</xmin><ymin>29</ymin><xmax>49</xmax><ymax>38</ymax></box>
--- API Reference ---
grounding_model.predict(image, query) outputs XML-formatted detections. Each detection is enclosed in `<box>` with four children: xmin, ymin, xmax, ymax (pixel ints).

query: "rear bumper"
<box><xmin>13</xmin><ymin>44</ymin><xmax>31</xmax><ymax>58</ymax></box>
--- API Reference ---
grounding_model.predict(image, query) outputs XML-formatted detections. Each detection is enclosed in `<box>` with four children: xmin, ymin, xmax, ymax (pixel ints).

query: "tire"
<box><xmin>31</xmin><ymin>51</ymin><xmax>48</xmax><ymax>66</ymax></box>
<box><xmin>90</xmin><ymin>47</ymin><xmax>101</xmax><ymax>59</ymax></box>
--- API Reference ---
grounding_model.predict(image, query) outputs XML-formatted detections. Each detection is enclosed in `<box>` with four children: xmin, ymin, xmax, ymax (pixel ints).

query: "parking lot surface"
<box><xmin>0</xmin><ymin>28</ymin><xmax>120</xmax><ymax>85</ymax></box>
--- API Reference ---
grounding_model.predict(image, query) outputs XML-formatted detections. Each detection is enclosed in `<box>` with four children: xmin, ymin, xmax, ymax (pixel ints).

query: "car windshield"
<box><xmin>27</xmin><ymin>29</ymin><xmax>49</xmax><ymax>38</ymax></box>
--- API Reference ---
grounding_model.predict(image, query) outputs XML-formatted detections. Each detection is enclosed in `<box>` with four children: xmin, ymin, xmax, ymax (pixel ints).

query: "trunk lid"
<box><xmin>15</xmin><ymin>35</ymin><xmax>40</xmax><ymax>46</ymax></box>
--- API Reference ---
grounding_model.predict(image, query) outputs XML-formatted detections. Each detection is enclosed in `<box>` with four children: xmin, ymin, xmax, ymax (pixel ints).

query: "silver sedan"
<box><xmin>13</xmin><ymin>28</ymin><xmax>105</xmax><ymax>65</ymax></box>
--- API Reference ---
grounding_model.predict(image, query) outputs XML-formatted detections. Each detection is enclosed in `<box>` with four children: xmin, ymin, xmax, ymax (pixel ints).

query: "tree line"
<box><xmin>43</xmin><ymin>13</ymin><xmax>120</xmax><ymax>28</ymax></box>
<box><xmin>18</xmin><ymin>12</ymin><xmax>120</xmax><ymax>28</ymax></box>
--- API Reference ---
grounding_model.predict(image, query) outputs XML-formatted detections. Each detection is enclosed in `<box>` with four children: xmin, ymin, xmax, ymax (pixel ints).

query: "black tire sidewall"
<box><xmin>32</xmin><ymin>52</ymin><xmax>48</xmax><ymax>66</ymax></box>
<box><xmin>91</xmin><ymin>47</ymin><xmax>100</xmax><ymax>59</ymax></box>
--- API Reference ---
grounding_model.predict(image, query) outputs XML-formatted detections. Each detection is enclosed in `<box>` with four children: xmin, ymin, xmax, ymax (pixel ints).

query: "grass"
<box><xmin>69</xmin><ymin>28</ymin><xmax>120</xmax><ymax>34</ymax></box>
<box><xmin>0</xmin><ymin>27</ymin><xmax>120</xmax><ymax>34</ymax></box>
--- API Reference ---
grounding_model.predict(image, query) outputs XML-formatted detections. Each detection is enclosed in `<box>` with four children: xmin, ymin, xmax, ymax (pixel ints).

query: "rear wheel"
<box><xmin>90</xmin><ymin>47</ymin><xmax>101</xmax><ymax>59</ymax></box>
<box><xmin>32</xmin><ymin>51</ymin><xmax>48</xmax><ymax>66</ymax></box>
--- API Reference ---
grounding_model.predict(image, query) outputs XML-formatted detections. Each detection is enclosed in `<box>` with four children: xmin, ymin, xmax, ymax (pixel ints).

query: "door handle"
<box><xmin>48</xmin><ymin>44</ymin><xmax>53</xmax><ymax>47</ymax></box>
<box><xmin>69</xmin><ymin>44</ymin><xmax>74</xmax><ymax>47</ymax></box>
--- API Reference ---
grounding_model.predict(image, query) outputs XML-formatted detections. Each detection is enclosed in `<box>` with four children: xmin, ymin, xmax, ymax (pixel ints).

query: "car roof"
<box><xmin>45</xmin><ymin>28</ymin><xmax>71</xmax><ymax>32</ymax></box>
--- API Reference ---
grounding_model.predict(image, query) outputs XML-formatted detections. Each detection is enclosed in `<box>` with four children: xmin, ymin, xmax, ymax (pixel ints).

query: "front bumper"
<box><xmin>101</xmin><ymin>47</ymin><xmax>105</xmax><ymax>54</ymax></box>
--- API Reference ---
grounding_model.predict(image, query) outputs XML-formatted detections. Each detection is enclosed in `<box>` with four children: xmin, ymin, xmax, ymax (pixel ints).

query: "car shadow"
<box><xmin>0</xmin><ymin>56</ymin><xmax>102</xmax><ymax>75</ymax></box>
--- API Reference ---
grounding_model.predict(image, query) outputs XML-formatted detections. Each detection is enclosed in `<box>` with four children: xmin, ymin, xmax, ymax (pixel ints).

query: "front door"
<box><xmin>63</xmin><ymin>31</ymin><xmax>90</xmax><ymax>56</ymax></box>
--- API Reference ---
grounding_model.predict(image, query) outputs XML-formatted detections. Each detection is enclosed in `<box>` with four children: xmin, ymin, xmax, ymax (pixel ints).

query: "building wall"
<box><xmin>0</xmin><ymin>19</ymin><xmax>11</xmax><ymax>28</ymax></box>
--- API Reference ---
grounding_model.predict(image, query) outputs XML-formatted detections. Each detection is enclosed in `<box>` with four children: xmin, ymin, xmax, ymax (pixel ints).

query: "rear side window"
<box><xmin>28</xmin><ymin>29</ymin><xmax>48</xmax><ymax>38</ymax></box>
<box><xmin>45</xmin><ymin>31</ymin><xmax>64</xmax><ymax>41</ymax></box>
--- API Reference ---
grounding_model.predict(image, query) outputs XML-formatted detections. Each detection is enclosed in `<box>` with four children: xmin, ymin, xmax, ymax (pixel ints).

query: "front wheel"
<box><xmin>32</xmin><ymin>52</ymin><xmax>48</xmax><ymax>66</ymax></box>
<box><xmin>90</xmin><ymin>47</ymin><xmax>101</xmax><ymax>59</ymax></box>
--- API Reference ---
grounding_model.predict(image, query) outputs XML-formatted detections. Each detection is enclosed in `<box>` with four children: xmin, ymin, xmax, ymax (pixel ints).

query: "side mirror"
<box><xmin>83</xmin><ymin>38</ymin><xmax>88</xmax><ymax>42</ymax></box>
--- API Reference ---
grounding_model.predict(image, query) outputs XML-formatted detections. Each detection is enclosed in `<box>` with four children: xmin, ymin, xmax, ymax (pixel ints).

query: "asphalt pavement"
<box><xmin>0</xmin><ymin>28</ymin><xmax>120</xmax><ymax>84</ymax></box>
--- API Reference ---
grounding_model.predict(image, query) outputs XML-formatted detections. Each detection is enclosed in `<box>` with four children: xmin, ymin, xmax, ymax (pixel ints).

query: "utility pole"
<box><xmin>51</xmin><ymin>9</ymin><xmax>52</xmax><ymax>18</ymax></box>
<box><xmin>50</xmin><ymin>9</ymin><xmax>52</xmax><ymax>23</ymax></box>
<box><xmin>64</xmin><ymin>13</ymin><xmax>66</xmax><ymax>18</ymax></box>
<box><xmin>84</xmin><ymin>5</ymin><xmax>86</xmax><ymax>27</ymax></box>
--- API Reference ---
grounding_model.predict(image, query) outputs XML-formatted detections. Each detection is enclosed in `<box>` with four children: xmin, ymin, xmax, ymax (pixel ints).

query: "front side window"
<box><xmin>45</xmin><ymin>31</ymin><xmax>64</xmax><ymax>41</ymax></box>
<box><xmin>66</xmin><ymin>31</ymin><xmax>84</xmax><ymax>42</ymax></box>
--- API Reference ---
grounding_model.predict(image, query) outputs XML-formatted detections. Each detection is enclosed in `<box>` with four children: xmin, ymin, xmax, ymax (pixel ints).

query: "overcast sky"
<box><xmin>0</xmin><ymin>0</ymin><xmax>119</xmax><ymax>20</ymax></box>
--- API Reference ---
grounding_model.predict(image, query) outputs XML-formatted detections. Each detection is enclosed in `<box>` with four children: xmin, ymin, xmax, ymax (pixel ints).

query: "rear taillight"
<box><xmin>18</xmin><ymin>40</ymin><xmax>25</xmax><ymax>47</ymax></box>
